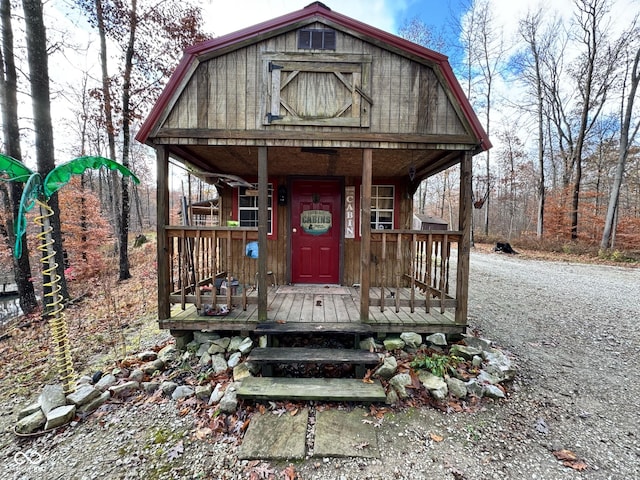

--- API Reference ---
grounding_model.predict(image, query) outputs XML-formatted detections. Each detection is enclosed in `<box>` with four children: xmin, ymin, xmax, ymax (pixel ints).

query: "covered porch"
<box><xmin>158</xmin><ymin>222</ymin><xmax>467</xmax><ymax>334</ymax></box>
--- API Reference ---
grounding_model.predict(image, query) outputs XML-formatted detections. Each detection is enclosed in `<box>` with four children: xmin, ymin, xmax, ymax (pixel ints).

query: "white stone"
<box><xmin>45</xmin><ymin>404</ymin><xmax>76</xmax><ymax>430</ymax></box>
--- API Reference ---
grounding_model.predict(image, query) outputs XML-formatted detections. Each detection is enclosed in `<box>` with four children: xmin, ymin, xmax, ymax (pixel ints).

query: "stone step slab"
<box><xmin>236</xmin><ymin>377</ymin><xmax>386</xmax><ymax>402</ymax></box>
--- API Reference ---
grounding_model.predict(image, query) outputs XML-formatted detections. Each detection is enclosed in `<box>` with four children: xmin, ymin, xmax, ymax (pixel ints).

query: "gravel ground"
<box><xmin>1</xmin><ymin>250</ymin><xmax>639</xmax><ymax>479</ymax></box>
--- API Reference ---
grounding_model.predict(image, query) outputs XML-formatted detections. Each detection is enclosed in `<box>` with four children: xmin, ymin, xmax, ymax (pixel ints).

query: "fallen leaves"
<box><xmin>429</xmin><ymin>432</ymin><xmax>444</xmax><ymax>442</ymax></box>
<box><xmin>553</xmin><ymin>449</ymin><xmax>588</xmax><ymax>471</ymax></box>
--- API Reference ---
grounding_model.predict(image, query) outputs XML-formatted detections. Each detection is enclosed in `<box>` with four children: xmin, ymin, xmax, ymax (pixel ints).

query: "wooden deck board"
<box><xmin>161</xmin><ymin>287</ymin><xmax>464</xmax><ymax>334</ymax></box>
<box><xmin>247</xmin><ymin>347</ymin><xmax>380</xmax><ymax>364</ymax></box>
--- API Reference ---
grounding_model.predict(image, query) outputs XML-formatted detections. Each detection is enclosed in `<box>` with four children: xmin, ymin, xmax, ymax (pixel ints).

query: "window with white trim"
<box><xmin>370</xmin><ymin>185</ymin><xmax>394</xmax><ymax>230</ymax></box>
<box><xmin>238</xmin><ymin>183</ymin><xmax>273</xmax><ymax>234</ymax></box>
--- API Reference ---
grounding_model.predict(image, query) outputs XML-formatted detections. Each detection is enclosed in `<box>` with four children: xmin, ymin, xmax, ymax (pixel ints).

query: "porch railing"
<box><xmin>166</xmin><ymin>226</ymin><xmax>258</xmax><ymax>312</ymax></box>
<box><xmin>370</xmin><ymin>230</ymin><xmax>461</xmax><ymax>314</ymax></box>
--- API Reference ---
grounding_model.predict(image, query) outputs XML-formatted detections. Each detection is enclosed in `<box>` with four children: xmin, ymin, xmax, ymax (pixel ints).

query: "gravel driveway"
<box><xmin>1</xmin><ymin>250</ymin><xmax>638</xmax><ymax>479</ymax></box>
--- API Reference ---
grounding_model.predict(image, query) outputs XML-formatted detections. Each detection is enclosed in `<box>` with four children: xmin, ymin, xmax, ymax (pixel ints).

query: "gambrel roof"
<box><xmin>136</xmin><ymin>2</ymin><xmax>490</xmax><ymax>152</ymax></box>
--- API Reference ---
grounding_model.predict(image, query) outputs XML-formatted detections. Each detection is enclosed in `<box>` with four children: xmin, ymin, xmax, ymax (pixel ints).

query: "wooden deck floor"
<box><xmin>161</xmin><ymin>286</ymin><xmax>464</xmax><ymax>334</ymax></box>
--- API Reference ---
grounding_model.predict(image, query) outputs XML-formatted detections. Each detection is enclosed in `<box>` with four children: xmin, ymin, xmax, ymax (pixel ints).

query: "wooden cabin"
<box><xmin>136</xmin><ymin>2</ymin><xmax>490</xmax><ymax>343</ymax></box>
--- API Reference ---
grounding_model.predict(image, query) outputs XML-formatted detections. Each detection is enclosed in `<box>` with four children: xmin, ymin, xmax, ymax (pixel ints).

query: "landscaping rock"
<box><xmin>209</xmin><ymin>384</ymin><xmax>224</xmax><ymax>405</ymax></box>
<box><xmin>40</xmin><ymin>384</ymin><xmax>67</xmax><ymax>414</ymax></box>
<box><xmin>77</xmin><ymin>391</ymin><xmax>110</xmax><ymax>413</ymax></box>
<box><xmin>400</xmin><ymin>332</ymin><xmax>422</xmax><ymax>349</ymax></box>
<box><xmin>16</xmin><ymin>410</ymin><xmax>46</xmax><ymax>434</ymax></box>
<box><xmin>76</xmin><ymin>375</ymin><xmax>93</xmax><ymax>386</ymax></box>
<box><xmin>449</xmin><ymin>344</ymin><xmax>483</xmax><ymax>360</ymax></box>
<box><xmin>109</xmin><ymin>381</ymin><xmax>140</xmax><ymax>397</ymax></box>
<box><xmin>142</xmin><ymin>359</ymin><xmax>165</xmax><ymax>375</ymax></box>
<box><xmin>17</xmin><ymin>402</ymin><xmax>42</xmax><ymax>420</ymax></box>
<box><xmin>418</xmin><ymin>371</ymin><xmax>448</xmax><ymax>400</ymax></box>
<box><xmin>425</xmin><ymin>333</ymin><xmax>447</xmax><ymax>346</ymax></box>
<box><xmin>227</xmin><ymin>352</ymin><xmax>242</xmax><ymax>368</ymax></box>
<box><xmin>66</xmin><ymin>385</ymin><xmax>101</xmax><ymax>407</ymax></box>
<box><xmin>374</xmin><ymin>356</ymin><xmax>397</xmax><ymax>379</ymax></box>
<box><xmin>157</xmin><ymin>345</ymin><xmax>179</xmax><ymax>363</ymax></box>
<box><xmin>129</xmin><ymin>369</ymin><xmax>144</xmax><ymax>383</ymax></box>
<box><xmin>137</xmin><ymin>350</ymin><xmax>158</xmax><ymax>361</ymax></box>
<box><xmin>446</xmin><ymin>377</ymin><xmax>468</xmax><ymax>399</ymax></box>
<box><xmin>219</xmin><ymin>384</ymin><xmax>239</xmax><ymax>413</ymax></box>
<box><xmin>383</xmin><ymin>337</ymin><xmax>406</xmax><ymax>351</ymax></box>
<box><xmin>141</xmin><ymin>382</ymin><xmax>160</xmax><ymax>393</ymax></box>
<box><xmin>211</xmin><ymin>354</ymin><xmax>228</xmax><ymax>374</ymax></box>
<box><xmin>211</xmin><ymin>337</ymin><xmax>231</xmax><ymax>350</ymax></box>
<box><xmin>196</xmin><ymin>343</ymin><xmax>210</xmax><ymax>357</ymax></box>
<box><xmin>385</xmin><ymin>388</ymin><xmax>399</xmax><ymax>405</ymax></box>
<box><xmin>233</xmin><ymin>363</ymin><xmax>253</xmax><ymax>380</ymax></box>
<box><xmin>483</xmin><ymin>349</ymin><xmax>516</xmax><ymax>381</ymax></box>
<box><xmin>171</xmin><ymin>386</ymin><xmax>195</xmax><ymax>401</ymax></box>
<box><xmin>207</xmin><ymin>343</ymin><xmax>226</xmax><ymax>355</ymax></box>
<box><xmin>45</xmin><ymin>405</ymin><xmax>76</xmax><ymax>430</ymax></box>
<box><xmin>94</xmin><ymin>374</ymin><xmax>117</xmax><ymax>392</ymax></box>
<box><xmin>194</xmin><ymin>331</ymin><xmax>220</xmax><ymax>344</ymax></box>
<box><xmin>199</xmin><ymin>352</ymin><xmax>212</xmax><ymax>366</ymax></box>
<box><xmin>238</xmin><ymin>337</ymin><xmax>254</xmax><ymax>354</ymax></box>
<box><xmin>360</xmin><ymin>337</ymin><xmax>383</xmax><ymax>351</ymax></box>
<box><xmin>472</xmin><ymin>355</ymin><xmax>484</xmax><ymax>368</ymax></box>
<box><xmin>227</xmin><ymin>336</ymin><xmax>244</xmax><ymax>353</ymax></box>
<box><xmin>465</xmin><ymin>379</ymin><xmax>485</xmax><ymax>398</ymax></box>
<box><xmin>463</xmin><ymin>335</ymin><xmax>492</xmax><ymax>352</ymax></box>
<box><xmin>161</xmin><ymin>381</ymin><xmax>178</xmax><ymax>397</ymax></box>
<box><xmin>484</xmin><ymin>384</ymin><xmax>506</xmax><ymax>399</ymax></box>
<box><xmin>196</xmin><ymin>385</ymin><xmax>212</xmax><ymax>401</ymax></box>
<box><xmin>389</xmin><ymin>373</ymin><xmax>412</xmax><ymax>398</ymax></box>
<box><xmin>477</xmin><ymin>370</ymin><xmax>501</xmax><ymax>385</ymax></box>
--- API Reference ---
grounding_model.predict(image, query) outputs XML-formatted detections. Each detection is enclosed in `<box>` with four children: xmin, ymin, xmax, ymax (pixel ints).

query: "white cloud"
<box><xmin>201</xmin><ymin>0</ymin><xmax>405</xmax><ymax>37</ymax></box>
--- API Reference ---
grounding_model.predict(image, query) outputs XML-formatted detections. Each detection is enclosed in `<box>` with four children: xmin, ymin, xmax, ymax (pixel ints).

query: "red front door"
<box><xmin>291</xmin><ymin>179</ymin><xmax>342</xmax><ymax>284</ymax></box>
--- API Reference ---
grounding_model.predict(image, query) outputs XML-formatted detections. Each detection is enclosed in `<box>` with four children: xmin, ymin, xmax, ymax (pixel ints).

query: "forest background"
<box><xmin>0</xmin><ymin>0</ymin><xmax>639</xmax><ymax>328</ymax></box>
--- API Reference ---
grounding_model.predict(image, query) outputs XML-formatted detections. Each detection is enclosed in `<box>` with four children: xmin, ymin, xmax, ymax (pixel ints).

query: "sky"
<box><xmin>32</xmin><ymin>0</ymin><xmax>640</xmax><ymax>165</ymax></box>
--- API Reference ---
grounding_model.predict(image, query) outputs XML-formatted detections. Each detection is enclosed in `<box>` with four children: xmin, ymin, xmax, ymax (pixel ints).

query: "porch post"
<box><xmin>360</xmin><ymin>148</ymin><xmax>372</xmax><ymax>321</ymax></box>
<box><xmin>455</xmin><ymin>151</ymin><xmax>473</xmax><ymax>325</ymax></box>
<box><xmin>258</xmin><ymin>146</ymin><xmax>268</xmax><ymax>321</ymax></box>
<box><xmin>156</xmin><ymin>146</ymin><xmax>171</xmax><ymax>320</ymax></box>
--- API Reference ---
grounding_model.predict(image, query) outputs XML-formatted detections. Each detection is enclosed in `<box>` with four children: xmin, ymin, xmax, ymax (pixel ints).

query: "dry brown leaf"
<box><xmin>283</xmin><ymin>465</ymin><xmax>298</xmax><ymax>480</ymax></box>
<box><xmin>429</xmin><ymin>432</ymin><xmax>444</xmax><ymax>442</ymax></box>
<box><xmin>194</xmin><ymin>427</ymin><xmax>212</xmax><ymax>440</ymax></box>
<box><xmin>553</xmin><ymin>449</ymin><xmax>578</xmax><ymax>462</ymax></box>
<box><xmin>290</xmin><ymin>408</ymin><xmax>299</xmax><ymax>416</ymax></box>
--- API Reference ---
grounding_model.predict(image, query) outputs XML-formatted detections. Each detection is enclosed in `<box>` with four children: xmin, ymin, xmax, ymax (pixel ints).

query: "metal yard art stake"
<box><xmin>0</xmin><ymin>154</ymin><xmax>139</xmax><ymax>393</ymax></box>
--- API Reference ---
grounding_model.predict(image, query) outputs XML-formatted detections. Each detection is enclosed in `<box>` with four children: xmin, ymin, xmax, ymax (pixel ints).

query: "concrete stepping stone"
<box><xmin>238</xmin><ymin>408</ymin><xmax>308</xmax><ymax>460</ymax></box>
<box><xmin>313</xmin><ymin>407</ymin><xmax>379</xmax><ymax>458</ymax></box>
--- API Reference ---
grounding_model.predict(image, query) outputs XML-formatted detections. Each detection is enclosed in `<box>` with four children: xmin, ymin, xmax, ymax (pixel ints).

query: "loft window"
<box><xmin>238</xmin><ymin>183</ymin><xmax>273</xmax><ymax>234</ymax></box>
<box><xmin>370</xmin><ymin>185</ymin><xmax>395</xmax><ymax>230</ymax></box>
<box><xmin>298</xmin><ymin>29</ymin><xmax>336</xmax><ymax>50</ymax></box>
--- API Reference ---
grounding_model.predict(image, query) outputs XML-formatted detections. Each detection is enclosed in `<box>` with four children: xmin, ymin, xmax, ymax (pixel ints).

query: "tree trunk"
<box><xmin>21</xmin><ymin>0</ymin><xmax>68</xmax><ymax>300</ymax></box>
<box><xmin>95</xmin><ymin>0</ymin><xmax>123</xmax><ymax>248</ymax></box>
<box><xmin>118</xmin><ymin>0</ymin><xmax>138</xmax><ymax>280</ymax></box>
<box><xmin>601</xmin><ymin>44</ymin><xmax>640</xmax><ymax>249</ymax></box>
<box><xmin>0</xmin><ymin>0</ymin><xmax>38</xmax><ymax>314</ymax></box>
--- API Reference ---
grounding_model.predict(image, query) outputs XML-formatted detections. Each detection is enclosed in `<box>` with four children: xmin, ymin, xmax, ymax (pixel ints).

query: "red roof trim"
<box><xmin>136</xmin><ymin>2</ymin><xmax>490</xmax><ymax>150</ymax></box>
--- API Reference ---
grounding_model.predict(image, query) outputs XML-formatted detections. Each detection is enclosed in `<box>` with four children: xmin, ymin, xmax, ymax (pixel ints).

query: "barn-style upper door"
<box><xmin>263</xmin><ymin>53</ymin><xmax>372</xmax><ymax>127</ymax></box>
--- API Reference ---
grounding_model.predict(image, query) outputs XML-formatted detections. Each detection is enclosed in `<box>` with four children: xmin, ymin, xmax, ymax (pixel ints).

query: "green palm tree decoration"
<box><xmin>0</xmin><ymin>154</ymin><xmax>140</xmax><ymax>393</ymax></box>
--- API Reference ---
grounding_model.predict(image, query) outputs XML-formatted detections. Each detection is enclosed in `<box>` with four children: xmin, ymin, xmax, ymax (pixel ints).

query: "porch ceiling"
<box><xmin>168</xmin><ymin>145</ymin><xmax>463</xmax><ymax>181</ymax></box>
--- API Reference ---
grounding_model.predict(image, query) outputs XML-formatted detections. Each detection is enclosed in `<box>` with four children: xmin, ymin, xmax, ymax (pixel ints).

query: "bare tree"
<box><xmin>567</xmin><ymin>0</ymin><xmax>626</xmax><ymax>239</ymax></box>
<box><xmin>0</xmin><ymin>0</ymin><xmax>38</xmax><ymax>314</ymax></box>
<box><xmin>518</xmin><ymin>10</ymin><xmax>561</xmax><ymax>238</ymax></box>
<box><xmin>601</xmin><ymin>26</ymin><xmax>640</xmax><ymax>249</ymax></box>
<box><xmin>22</xmin><ymin>0</ymin><xmax>69</xmax><ymax>300</ymax></box>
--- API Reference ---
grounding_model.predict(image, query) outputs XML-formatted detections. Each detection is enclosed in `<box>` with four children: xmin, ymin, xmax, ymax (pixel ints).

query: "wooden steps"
<box><xmin>247</xmin><ymin>347</ymin><xmax>380</xmax><ymax>365</ymax></box>
<box><xmin>237</xmin><ymin>377</ymin><xmax>386</xmax><ymax>402</ymax></box>
<box><xmin>238</xmin><ymin>321</ymin><xmax>386</xmax><ymax>403</ymax></box>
